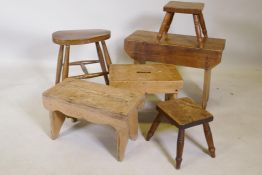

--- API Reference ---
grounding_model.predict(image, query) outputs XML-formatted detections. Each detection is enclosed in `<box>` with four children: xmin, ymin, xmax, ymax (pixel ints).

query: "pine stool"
<box><xmin>158</xmin><ymin>1</ymin><xmax>207</xmax><ymax>48</ymax></box>
<box><xmin>109</xmin><ymin>64</ymin><xmax>183</xmax><ymax>100</ymax></box>
<box><xmin>146</xmin><ymin>97</ymin><xmax>215</xmax><ymax>169</ymax></box>
<box><xmin>52</xmin><ymin>29</ymin><xmax>112</xmax><ymax>85</ymax></box>
<box><xmin>42</xmin><ymin>78</ymin><xmax>144</xmax><ymax>161</ymax></box>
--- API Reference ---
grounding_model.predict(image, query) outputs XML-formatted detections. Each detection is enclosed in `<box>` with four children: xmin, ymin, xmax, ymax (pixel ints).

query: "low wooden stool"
<box><xmin>158</xmin><ymin>1</ymin><xmax>207</xmax><ymax>48</ymax></box>
<box><xmin>109</xmin><ymin>64</ymin><xmax>183</xmax><ymax>100</ymax></box>
<box><xmin>52</xmin><ymin>29</ymin><xmax>112</xmax><ymax>85</ymax></box>
<box><xmin>146</xmin><ymin>97</ymin><xmax>215</xmax><ymax>169</ymax></box>
<box><xmin>42</xmin><ymin>78</ymin><xmax>144</xmax><ymax>161</ymax></box>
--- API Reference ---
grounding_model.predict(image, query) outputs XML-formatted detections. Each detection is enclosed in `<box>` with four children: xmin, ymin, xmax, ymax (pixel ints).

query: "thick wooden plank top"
<box><xmin>43</xmin><ymin>78</ymin><xmax>144</xmax><ymax>119</ymax></box>
<box><xmin>164</xmin><ymin>1</ymin><xmax>204</xmax><ymax>14</ymax></box>
<box><xmin>52</xmin><ymin>29</ymin><xmax>110</xmax><ymax>45</ymax></box>
<box><xmin>124</xmin><ymin>30</ymin><xmax>226</xmax><ymax>69</ymax></box>
<box><xmin>109</xmin><ymin>64</ymin><xmax>183</xmax><ymax>93</ymax></box>
<box><xmin>157</xmin><ymin>97</ymin><xmax>213</xmax><ymax>129</ymax></box>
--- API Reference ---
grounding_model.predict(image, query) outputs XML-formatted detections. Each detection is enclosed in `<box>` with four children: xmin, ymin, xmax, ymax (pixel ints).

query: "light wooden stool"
<box><xmin>52</xmin><ymin>29</ymin><xmax>112</xmax><ymax>85</ymax></box>
<box><xmin>158</xmin><ymin>1</ymin><xmax>207</xmax><ymax>48</ymax></box>
<box><xmin>109</xmin><ymin>64</ymin><xmax>183</xmax><ymax>100</ymax></box>
<box><xmin>42</xmin><ymin>78</ymin><xmax>144</xmax><ymax>161</ymax></box>
<box><xmin>146</xmin><ymin>97</ymin><xmax>215</xmax><ymax>169</ymax></box>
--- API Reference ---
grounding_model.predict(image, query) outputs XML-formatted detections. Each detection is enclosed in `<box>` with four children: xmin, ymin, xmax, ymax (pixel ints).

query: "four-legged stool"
<box><xmin>146</xmin><ymin>97</ymin><xmax>215</xmax><ymax>169</ymax></box>
<box><xmin>52</xmin><ymin>29</ymin><xmax>112</xmax><ymax>85</ymax></box>
<box><xmin>42</xmin><ymin>78</ymin><xmax>144</xmax><ymax>161</ymax></box>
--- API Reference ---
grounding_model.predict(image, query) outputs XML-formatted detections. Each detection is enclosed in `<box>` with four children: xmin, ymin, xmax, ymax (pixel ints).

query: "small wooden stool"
<box><xmin>109</xmin><ymin>64</ymin><xmax>183</xmax><ymax>100</ymax></box>
<box><xmin>52</xmin><ymin>29</ymin><xmax>112</xmax><ymax>85</ymax></box>
<box><xmin>42</xmin><ymin>78</ymin><xmax>144</xmax><ymax>161</ymax></box>
<box><xmin>146</xmin><ymin>97</ymin><xmax>215</xmax><ymax>169</ymax></box>
<box><xmin>158</xmin><ymin>1</ymin><xmax>207</xmax><ymax>48</ymax></box>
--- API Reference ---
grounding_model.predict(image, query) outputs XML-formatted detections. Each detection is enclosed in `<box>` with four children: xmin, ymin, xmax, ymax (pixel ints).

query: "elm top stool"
<box><xmin>52</xmin><ymin>29</ymin><xmax>112</xmax><ymax>85</ymax></box>
<box><xmin>146</xmin><ymin>97</ymin><xmax>215</xmax><ymax>169</ymax></box>
<box><xmin>42</xmin><ymin>78</ymin><xmax>144</xmax><ymax>161</ymax></box>
<box><xmin>109</xmin><ymin>64</ymin><xmax>183</xmax><ymax>100</ymax></box>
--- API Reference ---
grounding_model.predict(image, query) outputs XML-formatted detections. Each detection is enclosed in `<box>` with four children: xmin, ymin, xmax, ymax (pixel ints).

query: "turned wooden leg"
<box><xmin>62</xmin><ymin>45</ymin><xmax>70</xmax><ymax>80</ymax></box>
<box><xmin>96</xmin><ymin>42</ymin><xmax>109</xmax><ymax>85</ymax></box>
<box><xmin>165</xmin><ymin>93</ymin><xmax>177</xmax><ymax>101</ymax></box>
<box><xmin>55</xmin><ymin>45</ymin><xmax>64</xmax><ymax>84</ymax></box>
<box><xmin>157</xmin><ymin>12</ymin><xmax>174</xmax><ymax>40</ymax></box>
<box><xmin>203</xmin><ymin>123</ymin><xmax>216</xmax><ymax>158</ymax></box>
<box><xmin>193</xmin><ymin>14</ymin><xmax>203</xmax><ymax>48</ymax></box>
<box><xmin>202</xmin><ymin>69</ymin><xmax>211</xmax><ymax>109</ymax></box>
<box><xmin>146</xmin><ymin>113</ymin><xmax>162</xmax><ymax>141</ymax></box>
<box><xmin>128</xmin><ymin>109</ymin><xmax>138</xmax><ymax>140</ymax></box>
<box><xmin>176</xmin><ymin>129</ymin><xmax>185</xmax><ymax>169</ymax></box>
<box><xmin>101</xmin><ymin>41</ymin><xmax>112</xmax><ymax>70</ymax></box>
<box><xmin>116</xmin><ymin>128</ymin><xmax>129</xmax><ymax>161</ymax></box>
<box><xmin>50</xmin><ymin>111</ymin><xmax>66</xmax><ymax>139</ymax></box>
<box><xmin>199</xmin><ymin>12</ymin><xmax>208</xmax><ymax>38</ymax></box>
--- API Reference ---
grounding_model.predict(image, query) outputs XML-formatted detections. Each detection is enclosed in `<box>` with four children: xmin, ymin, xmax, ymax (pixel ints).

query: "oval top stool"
<box><xmin>52</xmin><ymin>29</ymin><xmax>112</xmax><ymax>85</ymax></box>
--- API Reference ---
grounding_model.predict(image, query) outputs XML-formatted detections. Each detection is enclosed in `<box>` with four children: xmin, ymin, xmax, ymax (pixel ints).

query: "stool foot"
<box><xmin>50</xmin><ymin>111</ymin><xmax>66</xmax><ymax>139</ymax></box>
<box><xmin>146</xmin><ymin>113</ymin><xmax>162</xmax><ymax>141</ymax></box>
<box><xmin>203</xmin><ymin>123</ymin><xmax>216</xmax><ymax>158</ymax></box>
<box><xmin>176</xmin><ymin>129</ymin><xmax>185</xmax><ymax>169</ymax></box>
<box><xmin>116</xmin><ymin>128</ymin><xmax>129</xmax><ymax>161</ymax></box>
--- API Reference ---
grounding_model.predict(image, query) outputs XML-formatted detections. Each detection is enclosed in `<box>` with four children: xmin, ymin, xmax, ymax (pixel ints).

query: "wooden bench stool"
<box><xmin>52</xmin><ymin>29</ymin><xmax>112</xmax><ymax>85</ymax></box>
<box><xmin>158</xmin><ymin>1</ymin><xmax>207</xmax><ymax>48</ymax></box>
<box><xmin>146</xmin><ymin>97</ymin><xmax>215</xmax><ymax>169</ymax></box>
<box><xmin>42</xmin><ymin>78</ymin><xmax>144</xmax><ymax>161</ymax></box>
<box><xmin>109</xmin><ymin>64</ymin><xmax>183</xmax><ymax>100</ymax></box>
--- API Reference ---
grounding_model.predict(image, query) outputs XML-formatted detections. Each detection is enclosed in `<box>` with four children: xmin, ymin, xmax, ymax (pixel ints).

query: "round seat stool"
<box><xmin>52</xmin><ymin>29</ymin><xmax>112</xmax><ymax>85</ymax></box>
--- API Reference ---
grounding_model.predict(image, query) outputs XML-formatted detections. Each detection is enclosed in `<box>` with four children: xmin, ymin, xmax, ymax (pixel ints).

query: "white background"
<box><xmin>0</xmin><ymin>0</ymin><xmax>262</xmax><ymax>175</ymax></box>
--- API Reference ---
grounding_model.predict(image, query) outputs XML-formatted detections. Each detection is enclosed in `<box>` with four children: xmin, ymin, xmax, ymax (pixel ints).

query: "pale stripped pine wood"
<box><xmin>43</xmin><ymin>78</ymin><xmax>144</xmax><ymax>161</ymax></box>
<box><xmin>109</xmin><ymin>64</ymin><xmax>183</xmax><ymax>94</ymax></box>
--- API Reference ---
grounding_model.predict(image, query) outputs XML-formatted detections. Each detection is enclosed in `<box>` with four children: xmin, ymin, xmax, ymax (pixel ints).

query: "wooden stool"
<box><xmin>52</xmin><ymin>29</ymin><xmax>112</xmax><ymax>85</ymax></box>
<box><xmin>146</xmin><ymin>97</ymin><xmax>215</xmax><ymax>169</ymax></box>
<box><xmin>109</xmin><ymin>64</ymin><xmax>183</xmax><ymax>100</ymax></box>
<box><xmin>42</xmin><ymin>78</ymin><xmax>144</xmax><ymax>161</ymax></box>
<box><xmin>158</xmin><ymin>1</ymin><xmax>207</xmax><ymax>48</ymax></box>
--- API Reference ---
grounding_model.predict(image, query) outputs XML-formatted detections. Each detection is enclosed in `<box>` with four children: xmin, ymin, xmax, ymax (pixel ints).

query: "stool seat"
<box><xmin>164</xmin><ymin>1</ymin><xmax>204</xmax><ymax>14</ymax></box>
<box><xmin>52</xmin><ymin>29</ymin><xmax>111</xmax><ymax>45</ymax></box>
<box><xmin>42</xmin><ymin>78</ymin><xmax>144</xmax><ymax>161</ymax></box>
<box><xmin>157</xmin><ymin>97</ymin><xmax>213</xmax><ymax>129</ymax></box>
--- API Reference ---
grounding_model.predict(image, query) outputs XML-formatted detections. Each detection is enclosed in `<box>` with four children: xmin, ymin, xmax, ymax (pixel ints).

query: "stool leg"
<box><xmin>128</xmin><ymin>109</ymin><xmax>138</xmax><ymax>140</ymax></box>
<box><xmin>116</xmin><ymin>128</ymin><xmax>129</xmax><ymax>161</ymax></box>
<box><xmin>146</xmin><ymin>113</ymin><xmax>162</xmax><ymax>141</ymax></box>
<box><xmin>176</xmin><ymin>129</ymin><xmax>185</xmax><ymax>169</ymax></box>
<box><xmin>55</xmin><ymin>45</ymin><xmax>64</xmax><ymax>84</ymax></box>
<box><xmin>62</xmin><ymin>45</ymin><xmax>70</xmax><ymax>80</ymax></box>
<box><xmin>95</xmin><ymin>42</ymin><xmax>109</xmax><ymax>85</ymax></box>
<box><xmin>203</xmin><ymin>123</ymin><xmax>216</xmax><ymax>158</ymax></box>
<box><xmin>101</xmin><ymin>41</ymin><xmax>112</xmax><ymax>70</ymax></box>
<box><xmin>157</xmin><ymin>12</ymin><xmax>174</xmax><ymax>40</ymax></box>
<box><xmin>193</xmin><ymin>14</ymin><xmax>203</xmax><ymax>48</ymax></box>
<box><xmin>202</xmin><ymin>69</ymin><xmax>211</xmax><ymax>109</ymax></box>
<box><xmin>50</xmin><ymin>111</ymin><xmax>66</xmax><ymax>139</ymax></box>
<box><xmin>199</xmin><ymin>12</ymin><xmax>208</xmax><ymax>38</ymax></box>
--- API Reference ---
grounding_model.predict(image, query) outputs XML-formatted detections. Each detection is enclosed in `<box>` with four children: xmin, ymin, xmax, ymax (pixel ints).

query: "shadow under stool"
<box><xmin>146</xmin><ymin>97</ymin><xmax>215</xmax><ymax>169</ymax></box>
<box><xmin>52</xmin><ymin>29</ymin><xmax>112</xmax><ymax>85</ymax></box>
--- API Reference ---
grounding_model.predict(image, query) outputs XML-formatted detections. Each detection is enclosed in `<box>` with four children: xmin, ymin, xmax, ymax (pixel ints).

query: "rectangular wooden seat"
<box><xmin>164</xmin><ymin>1</ymin><xmax>204</xmax><ymax>14</ymax></box>
<box><xmin>42</xmin><ymin>78</ymin><xmax>144</xmax><ymax>161</ymax></box>
<box><xmin>109</xmin><ymin>64</ymin><xmax>183</xmax><ymax>99</ymax></box>
<box><xmin>125</xmin><ymin>30</ymin><xmax>226</xmax><ymax>69</ymax></box>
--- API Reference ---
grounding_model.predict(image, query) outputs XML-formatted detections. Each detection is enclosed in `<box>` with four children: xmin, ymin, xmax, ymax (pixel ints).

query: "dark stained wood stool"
<box><xmin>146</xmin><ymin>97</ymin><xmax>215</xmax><ymax>169</ymax></box>
<box><xmin>158</xmin><ymin>1</ymin><xmax>207</xmax><ymax>48</ymax></box>
<box><xmin>52</xmin><ymin>29</ymin><xmax>112</xmax><ymax>85</ymax></box>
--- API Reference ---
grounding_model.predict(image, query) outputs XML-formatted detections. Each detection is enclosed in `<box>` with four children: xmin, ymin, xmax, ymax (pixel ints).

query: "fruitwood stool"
<box><xmin>42</xmin><ymin>78</ymin><xmax>144</xmax><ymax>161</ymax></box>
<box><xmin>109</xmin><ymin>64</ymin><xmax>183</xmax><ymax>100</ymax></box>
<box><xmin>158</xmin><ymin>1</ymin><xmax>207</xmax><ymax>48</ymax></box>
<box><xmin>146</xmin><ymin>97</ymin><xmax>215</xmax><ymax>169</ymax></box>
<box><xmin>52</xmin><ymin>29</ymin><xmax>112</xmax><ymax>85</ymax></box>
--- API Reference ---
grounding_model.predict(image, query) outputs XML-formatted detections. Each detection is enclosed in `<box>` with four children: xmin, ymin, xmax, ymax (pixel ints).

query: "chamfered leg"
<box><xmin>50</xmin><ymin>111</ymin><xmax>66</xmax><ymax>139</ymax></box>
